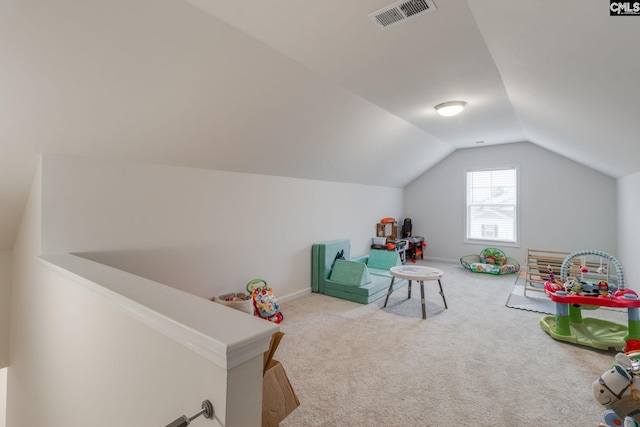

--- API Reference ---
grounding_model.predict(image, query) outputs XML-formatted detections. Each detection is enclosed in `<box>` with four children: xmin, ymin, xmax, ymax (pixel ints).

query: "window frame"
<box><xmin>463</xmin><ymin>165</ymin><xmax>520</xmax><ymax>247</ymax></box>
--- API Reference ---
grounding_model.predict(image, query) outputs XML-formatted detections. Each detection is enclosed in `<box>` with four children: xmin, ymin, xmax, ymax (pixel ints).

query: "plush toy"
<box><xmin>594</xmin><ymin>352</ymin><xmax>640</xmax><ymax>427</ymax></box>
<box><xmin>246</xmin><ymin>278</ymin><xmax>283</xmax><ymax>324</ymax></box>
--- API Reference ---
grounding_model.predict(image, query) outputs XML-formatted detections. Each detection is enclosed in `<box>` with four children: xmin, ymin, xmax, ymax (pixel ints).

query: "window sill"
<box><xmin>464</xmin><ymin>239</ymin><xmax>519</xmax><ymax>248</ymax></box>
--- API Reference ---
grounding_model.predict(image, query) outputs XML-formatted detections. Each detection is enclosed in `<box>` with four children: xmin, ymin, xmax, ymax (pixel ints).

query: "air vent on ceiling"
<box><xmin>369</xmin><ymin>0</ymin><xmax>436</xmax><ymax>29</ymax></box>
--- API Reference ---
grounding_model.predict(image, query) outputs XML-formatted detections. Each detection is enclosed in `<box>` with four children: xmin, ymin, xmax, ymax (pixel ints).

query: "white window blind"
<box><xmin>465</xmin><ymin>167</ymin><xmax>518</xmax><ymax>244</ymax></box>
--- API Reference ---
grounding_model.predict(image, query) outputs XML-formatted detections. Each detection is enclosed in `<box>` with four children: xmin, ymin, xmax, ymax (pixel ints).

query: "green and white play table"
<box><xmin>383</xmin><ymin>265</ymin><xmax>448</xmax><ymax>319</ymax></box>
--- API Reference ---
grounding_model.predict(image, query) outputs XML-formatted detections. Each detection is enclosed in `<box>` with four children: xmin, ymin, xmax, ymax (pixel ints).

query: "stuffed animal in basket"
<box><xmin>593</xmin><ymin>352</ymin><xmax>640</xmax><ymax>427</ymax></box>
<box><xmin>246</xmin><ymin>278</ymin><xmax>283</xmax><ymax>324</ymax></box>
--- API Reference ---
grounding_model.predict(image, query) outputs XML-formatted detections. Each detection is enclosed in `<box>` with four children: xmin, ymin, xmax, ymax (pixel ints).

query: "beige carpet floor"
<box><xmin>276</xmin><ymin>260</ymin><xmax>628</xmax><ymax>426</ymax></box>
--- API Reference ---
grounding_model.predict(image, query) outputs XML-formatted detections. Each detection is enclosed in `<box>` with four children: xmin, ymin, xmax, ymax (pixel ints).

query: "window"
<box><xmin>481</xmin><ymin>223</ymin><xmax>498</xmax><ymax>238</ymax></box>
<box><xmin>465</xmin><ymin>167</ymin><xmax>518</xmax><ymax>245</ymax></box>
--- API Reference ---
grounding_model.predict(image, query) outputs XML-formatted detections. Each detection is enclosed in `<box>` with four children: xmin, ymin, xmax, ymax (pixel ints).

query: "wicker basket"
<box><xmin>213</xmin><ymin>292</ymin><xmax>253</xmax><ymax>313</ymax></box>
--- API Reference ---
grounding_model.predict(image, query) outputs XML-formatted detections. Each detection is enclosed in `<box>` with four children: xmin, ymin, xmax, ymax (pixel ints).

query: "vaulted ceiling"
<box><xmin>1</xmin><ymin>0</ymin><xmax>638</xmax><ymax>251</ymax></box>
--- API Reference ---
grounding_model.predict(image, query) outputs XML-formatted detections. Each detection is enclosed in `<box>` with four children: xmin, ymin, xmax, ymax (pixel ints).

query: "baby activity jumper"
<box><xmin>540</xmin><ymin>250</ymin><xmax>640</xmax><ymax>352</ymax></box>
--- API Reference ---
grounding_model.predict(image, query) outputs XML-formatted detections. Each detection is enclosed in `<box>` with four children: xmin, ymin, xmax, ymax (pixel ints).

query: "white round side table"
<box><xmin>383</xmin><ymin>265</ymin><xmax>448</xmax><ymax>319</ymax></box>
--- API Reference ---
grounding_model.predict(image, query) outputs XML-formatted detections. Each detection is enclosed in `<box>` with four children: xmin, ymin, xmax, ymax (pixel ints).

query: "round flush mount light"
<box><xmin>434</xmin><ymin>101</ymin><xmax>467</xmax><ymax>117</ymax></box>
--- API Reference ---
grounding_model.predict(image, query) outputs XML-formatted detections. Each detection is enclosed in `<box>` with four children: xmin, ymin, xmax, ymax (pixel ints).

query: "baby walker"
<box><xmin>246</xmin><ymin>278</ymin><xmax>283</xmax><ymax>324</ymax></box>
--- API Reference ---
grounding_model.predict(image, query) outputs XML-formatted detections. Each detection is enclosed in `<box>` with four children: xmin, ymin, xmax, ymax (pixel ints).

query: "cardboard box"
<box><xmin>262</xmin><ymin>332</ymin><xmax>300</xmax><ymax>427</ymax></box>
<box><xmin>262</xmin><ymin>359</ymin><xmax>300</xmax><ymax>427</ymax></box>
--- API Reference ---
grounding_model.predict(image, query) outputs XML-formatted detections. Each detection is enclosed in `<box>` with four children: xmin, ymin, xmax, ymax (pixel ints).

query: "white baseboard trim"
<box><xmin>423</xmin><ymin>256</ymin><xmax>459</xmax><ymax>264</ymax></box>
<box><xmin>279</xmin><ymin>287</ymin><xmax>312</xmax><ymax>303</ymax></box>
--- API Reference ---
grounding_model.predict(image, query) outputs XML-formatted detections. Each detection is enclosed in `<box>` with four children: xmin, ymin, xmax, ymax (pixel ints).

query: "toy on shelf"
<box><xmin>376</xmin><ymin>218</ymin><xmax>398</xmax><ymax>241</ymax></box>
<box><xmin>540</xmin><ymin>249</ymin><xmax>640</xmax><ymax>352</ymax></box>
<box><xmin>593</xmin><ymin>352</ymin><xmax>640</xmax><ymax>427</ymax></box>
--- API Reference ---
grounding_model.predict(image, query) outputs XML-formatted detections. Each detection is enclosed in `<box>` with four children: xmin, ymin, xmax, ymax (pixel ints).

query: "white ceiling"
<box><xmin>1</xmin><ymin>0</ymin><xmax>638</xmax><ymax>251</ymax></box>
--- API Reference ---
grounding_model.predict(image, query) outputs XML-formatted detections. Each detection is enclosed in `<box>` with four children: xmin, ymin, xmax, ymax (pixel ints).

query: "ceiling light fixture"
<box><xmin>435</xmin><ymin>101</ymin><xmax>466</xmax><ymax>117</ymax></box>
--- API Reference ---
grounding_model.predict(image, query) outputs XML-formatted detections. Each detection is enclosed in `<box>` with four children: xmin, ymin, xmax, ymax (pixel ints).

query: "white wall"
<box><xmin>404</xmin><ymin>142</ymin><xmax>617</xmax><ymax>265</ymax></box>
<box><xmin>8</xmin><ymin>158</ymin><xmax>42</xmax><ymax>427</ymax></box>
<box><xmin>9</xmin><ymin>159</ymin><xmax>269</xmax><ymax>426</ymax></box>
<box><xmin>41</xmin><ymin>153</ymin><xmax>404</xmax><ymax>300</ymax></box>
<box><xmin>10</xmin><ymin>260</ymin><xmax>238</xmax><ymax>427</ymax></box>
<box><xmin>618</xmin><ymin>171</ymin><xmax>640</xmax><ymax>287</ymax></box>
<box><xmin>0</xmin><ymin>368</ymin><xmax>5</xmax><ymax>427</ymax></box>
<box><xmin>6</xmin><ymin>152</ymin><xmax>402</xmax><ymax>426</ymax></box>
<box><xmin>0</xmin><ymin>252</ymin><xmax>9</xmax><ymax>369</ymax></box>
<box><xmin>0</xmin><ymin>254</ymin><xmax>6</xmax><ymax>427</ymax></box>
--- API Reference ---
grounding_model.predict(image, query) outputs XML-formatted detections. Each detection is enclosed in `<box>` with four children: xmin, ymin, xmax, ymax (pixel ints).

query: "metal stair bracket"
<box><xmin>165</xmin><ymin>400</ymin><xmax>214</xmax><ymax>427</ymax></box>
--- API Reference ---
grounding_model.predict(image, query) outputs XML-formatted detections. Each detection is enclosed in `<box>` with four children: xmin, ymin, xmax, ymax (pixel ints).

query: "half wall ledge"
<box><xmin>37</xmin><ymin>253</ymin><xmax>278</xmax><ymax>370</ymax></box>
